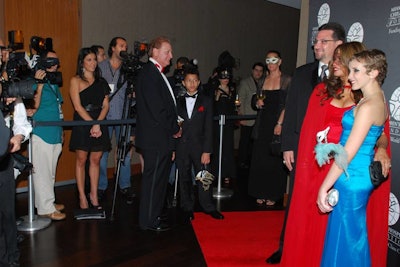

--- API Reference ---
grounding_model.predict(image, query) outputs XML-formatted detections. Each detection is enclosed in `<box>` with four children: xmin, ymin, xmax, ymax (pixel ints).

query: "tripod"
<box><xmin>109</xmin><ymin>77</ymin><xmax>136</xmax><ymax>221</ymax></box>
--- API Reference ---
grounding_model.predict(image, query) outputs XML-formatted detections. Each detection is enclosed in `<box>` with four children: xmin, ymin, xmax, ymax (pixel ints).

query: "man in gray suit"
<box><xmin>237</xmin><ymin>62</ymin><xmax>265</xmax><ymax>169</ymax></box>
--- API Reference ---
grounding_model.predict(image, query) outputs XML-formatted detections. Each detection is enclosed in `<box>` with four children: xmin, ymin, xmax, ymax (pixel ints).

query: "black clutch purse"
<box><xmin>270</xmin><ymin>134</ymin><xmax>281</xmax><ymax>156</ymax></box>
<box><xmin>369</xmin><ymin>161</ymin><xmax>388</xmax><ymax>188</ymax></box>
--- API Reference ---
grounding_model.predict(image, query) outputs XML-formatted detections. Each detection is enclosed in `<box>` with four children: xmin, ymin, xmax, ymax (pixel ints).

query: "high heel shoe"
<box><xmin>88</xmin><ymin>194</ymin><xmax>103</xmax><ymax>210</ymax></box>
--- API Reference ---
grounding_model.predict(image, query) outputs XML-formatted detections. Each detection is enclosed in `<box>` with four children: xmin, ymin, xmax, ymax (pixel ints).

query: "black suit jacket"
<box><xmin>281</xmin><ymin>61</ymin><xmax>319</xmax><ymax>152</ymax></box>
<box><xmin>176</xmin><ymin>93</ymin><xmax>213</xmax><ymax>159</ymax></box>
<box><xmin>135</xmin><ymin>61</ymin><xmax>179</xmax><ymax>152</ymax></box>
<box><xmin>0</xmin><ymin>112</ymin><xmax>10</xmax><ymax>161</ymax></box>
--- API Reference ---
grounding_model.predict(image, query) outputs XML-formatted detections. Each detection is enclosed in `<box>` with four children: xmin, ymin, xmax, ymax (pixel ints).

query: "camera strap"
<box><xmin>108</xmin><ymin>71</ymin><xmax>126</xmax><ymax>102</ymax></box>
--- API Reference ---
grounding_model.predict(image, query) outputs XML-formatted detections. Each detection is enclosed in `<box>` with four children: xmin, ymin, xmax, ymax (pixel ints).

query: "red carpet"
<box><xmin>192</xmin><ymin>211</ymin><xmax>285</xmax><ymax>267</ymax></box>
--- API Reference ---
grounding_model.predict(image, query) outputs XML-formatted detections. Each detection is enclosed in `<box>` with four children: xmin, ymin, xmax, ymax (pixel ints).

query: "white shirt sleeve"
<box><xmin>12</xmin><ymin>98</ymin><xmax>32</xmax><ymax>142</ymax></box>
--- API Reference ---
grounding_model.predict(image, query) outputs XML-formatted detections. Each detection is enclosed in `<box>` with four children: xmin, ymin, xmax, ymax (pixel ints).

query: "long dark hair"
<box><xmin>76</xmin><ymin>47</ymin><xmax>101</xmax><ymax>82</ymax></box>
<box><xmin>319</xmin><ymin>42</ymin><xmax>365</xmax><ymax>104</ymax></box>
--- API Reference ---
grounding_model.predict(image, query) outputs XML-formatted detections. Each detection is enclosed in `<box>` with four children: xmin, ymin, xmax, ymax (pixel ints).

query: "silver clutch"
<box><xmin>327</xmin><ymin>189</ymin><xmax>339</xmax><ymax>207</ymax></box>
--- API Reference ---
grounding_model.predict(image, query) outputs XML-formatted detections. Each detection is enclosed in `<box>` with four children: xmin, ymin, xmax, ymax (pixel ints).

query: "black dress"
<box><xmin>69</xmin><ymin>78</ymin><xmax>111</xmax><ymax>152</ymax></box>
<box><xmin>248</xmin><ymin>74</ymin><xmax>290</xmax><ymax>202</ymax></box>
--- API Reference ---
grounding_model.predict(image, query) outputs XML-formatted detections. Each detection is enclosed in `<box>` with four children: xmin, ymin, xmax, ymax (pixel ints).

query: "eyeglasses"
<box><xmin>265</xmin><ymin>57</ymin><xmax>280</xmax><ymax>64</ymax></box>
<box><xmin>312</xmin><ymin>39</ymin><xmax>337</xmax><ymax>46</ymax></box>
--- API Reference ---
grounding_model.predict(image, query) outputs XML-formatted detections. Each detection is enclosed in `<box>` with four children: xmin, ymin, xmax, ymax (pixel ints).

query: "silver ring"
<box><xmin>283</xmin><ymin>160</ymin><xmax>286</xmax><ymax>164</ymax></box>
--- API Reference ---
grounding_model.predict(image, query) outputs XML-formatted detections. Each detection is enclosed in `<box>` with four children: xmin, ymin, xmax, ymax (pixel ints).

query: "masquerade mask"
<box><xmin>218</xmin><ymin>70</ymin><xmax>231</xmax><ymax>79</ymax></box>
<box><xmin>265</xmin><ymin>57</ymin><xmax>280</xmax><ymax>64</ymax></box>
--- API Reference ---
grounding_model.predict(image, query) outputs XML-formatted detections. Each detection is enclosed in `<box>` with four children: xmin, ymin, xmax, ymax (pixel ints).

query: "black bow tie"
<box><xmin>185</xmin><ymin>93</ymin><xmax>198</xmax><ymax>98</ymax></box>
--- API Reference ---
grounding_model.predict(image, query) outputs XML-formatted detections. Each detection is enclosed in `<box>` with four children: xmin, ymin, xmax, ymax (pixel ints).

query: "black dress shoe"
<box><xmin>147</xmin><ymin>222</ymin><xmax>171</xmax><ymax>232</ymax></box>
<box><xmin>120</xmin><ymin>187</ymin><xmax>135</xmax><ymax>205</ymax></box>
<box><xmin>266</xmin><ymin>250</ymin><xmax>282</xmax><ymax>264</ymax></box>
<box><xmin>17</xmin><ymin>233</ymin><xmax>25</xmax><ymax>243</ymax></box>
<box><xmin>183</xmin><ymin>211</ymin><xmax>195</xmax><ymax>222</ymax></box>
<box><xmin>207</xmin><ymin>210</ymin><xmax>224</xmax><ymax>220</ymax></box>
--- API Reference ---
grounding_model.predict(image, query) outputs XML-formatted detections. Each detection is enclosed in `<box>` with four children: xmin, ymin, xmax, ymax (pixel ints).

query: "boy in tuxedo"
<box><xmin>175</xmin><ymin>65</ymin><xmax>224</xmax><ymax>221</ymax></box>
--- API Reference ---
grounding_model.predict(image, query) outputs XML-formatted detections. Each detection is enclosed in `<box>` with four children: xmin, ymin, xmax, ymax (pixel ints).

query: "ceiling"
<box><xmin>268</xmin><ymin>0</ymin><xmax>301</xmax><ymax>9</ymax></box>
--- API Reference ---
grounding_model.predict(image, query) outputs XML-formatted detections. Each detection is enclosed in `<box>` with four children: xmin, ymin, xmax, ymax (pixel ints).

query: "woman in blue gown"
<box><xmin>317</xmin><ymin>49</ymin><xmax>389</xmax><ymax>266</ymax></box>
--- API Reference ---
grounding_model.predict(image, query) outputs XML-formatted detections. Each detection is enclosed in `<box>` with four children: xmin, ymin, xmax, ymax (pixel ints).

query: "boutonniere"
<box><xmin>198</xmin><ymin>106</ymin><xmax>205</xmax><ymax>112</ymax></box>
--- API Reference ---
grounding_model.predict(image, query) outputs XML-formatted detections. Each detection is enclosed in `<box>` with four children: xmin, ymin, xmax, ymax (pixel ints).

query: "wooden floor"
<box><xmin>15</xmin><ymin>168</ymin><xmax>284</xmax><ymax>267</ymax></box>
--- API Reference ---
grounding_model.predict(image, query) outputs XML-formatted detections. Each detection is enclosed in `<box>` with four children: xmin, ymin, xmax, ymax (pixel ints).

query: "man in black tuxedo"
<box><xmin>175</xmin><ymin>66</ymin><xmax>224</xmax><ymax>222</ymax></box>
<box><xmin>266</xmin><ymin>22</ymin><xmax>346</xmax><ymax>264</ymax></box>
<box><xmin>136</xmin><ymin>36</ymin><xmax>182</xmax><ymax>231</ymax></box>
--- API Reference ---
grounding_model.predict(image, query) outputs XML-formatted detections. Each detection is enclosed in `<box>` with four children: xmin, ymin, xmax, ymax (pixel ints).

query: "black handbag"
<box><xmin>369</xmin><ymin>161</ymin><xmax>388</xmax><ymax>188</ymax></box>
<box><xmin>12</xmin><ymin>153</ymin><xmax>33</xmax><ymax>172</ymax></box>
<box><xmin>270</xmin><ymin>134</ymin><xmax>281</xmax><ymax>156</ymax></box>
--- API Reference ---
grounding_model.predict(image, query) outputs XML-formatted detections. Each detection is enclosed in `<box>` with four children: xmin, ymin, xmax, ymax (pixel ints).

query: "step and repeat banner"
<box><xmin>308</xmin><ymin>1</ymin><xmax>400</xmax><ymax>266</ymax></box>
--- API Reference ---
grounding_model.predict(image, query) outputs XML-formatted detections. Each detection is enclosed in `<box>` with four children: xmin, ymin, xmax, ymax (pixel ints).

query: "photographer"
<box><xmin>168</xmin><ymin>56</ymin><xmax>189</xmax><ymax>98</ymax></box>
<box><xmin>0</xmin><ymin>38</ymin><xmax>25</xmax><ymax>267</ymax></box>
<box><xmin>26</xmin><ymin>50</ymin><xmax>66</xmax><ymax>221</ymax></box>
<box><xmin>98</xmin><ymin>37</ymin><xmax>135</xmax><ymax>204</ymax></box>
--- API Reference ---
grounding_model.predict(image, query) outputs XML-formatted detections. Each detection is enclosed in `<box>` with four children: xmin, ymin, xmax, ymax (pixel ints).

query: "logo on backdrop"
<box><xmin>389</xmin><ymin>192</ymin><xmax>400</xmax><ymax>226</ymax></box>
<box><xmin>388</xmin><ymin>193</ymin><xmax>400</xmax><ymax>255</ymax></box>
<box><xmin>389</xmin><ymin>86</ymin><xmax>400</xmax><ymax>143</ymax></box>
<box><xmin>317</xmin><ymin>3</ymin><xmax>330</xmax><ymax>26</ymax></box>
<box><xmin>347</xmin><ymin>22</ymin><xmax>364</xmax><ymax>42</ymax></box>
<box><xmin>311</xmin><ymin>4</ymin><xmax>331</xmax><ymax>46</ymax></box>
<box><xmin>386</xmin><ymin>5</ymin><xmax>400</xmax><ymax>35</ymax></box>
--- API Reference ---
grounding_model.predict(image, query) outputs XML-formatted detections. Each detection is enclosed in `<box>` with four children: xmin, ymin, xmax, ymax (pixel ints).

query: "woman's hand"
<box><xmin>317</xmin><ymin>186</ymin><xmax>333</xmax><ymax>213</ymax></box>
<box><xmin>256</xmin><ymin>99</ymin><xmax>264</xmax><ymax>109</ymax></box>
<box><xmin>273</xmin><ymin>124</ymin><xmax>282</xmax><ymax>135</ymax></box>
<box><xmin>90</xmin><ymin>124</ymin><xmax>102</xmax><ymax>138</ymax></box>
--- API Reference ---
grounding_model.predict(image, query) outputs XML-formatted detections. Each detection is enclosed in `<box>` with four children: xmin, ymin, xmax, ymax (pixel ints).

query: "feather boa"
<box><xmin>314</xmin><ymin>143</ymin><xmax>349</xmax><ymax>176</ymax></box>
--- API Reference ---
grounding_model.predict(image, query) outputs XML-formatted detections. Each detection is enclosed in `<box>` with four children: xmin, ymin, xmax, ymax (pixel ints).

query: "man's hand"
<box><xmin>173</xmin><ymin>127</ymin><xmax>182</xmax><ymax>138</ymax></box>
<box><xmin>9</xmin><ymin>134</ymin><xmax>23</xmax><ymax>153</ymax></box>
<box><xmin>201</xmin><ymin>153</ymin><xmax>211</xmax><ymax>165</ymax></box>
<box><xmin>34</xmin><ymin>69</ymin><xmax>46</xmax><ymax>81</ymax></box>
<box><xmin>283</xmin><ymin>150</ymin><xmax>295</xmax><ymax>171</ymax></box>
<box><xmin>374</xmin><ymin>147</ymin><xmax>391</xmax><ymax>177</ymax></box>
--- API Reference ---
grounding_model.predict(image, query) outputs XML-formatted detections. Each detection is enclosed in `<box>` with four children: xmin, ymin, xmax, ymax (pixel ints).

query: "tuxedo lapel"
<box><xmin>178</xmin><ymin>97</ymin><xmax>189</xmax><ymax>121</ymax></box>
<box><xmin>191</xmin><ymin>95</ymin><xmax>203</xmax><ymax>119</ymax></box>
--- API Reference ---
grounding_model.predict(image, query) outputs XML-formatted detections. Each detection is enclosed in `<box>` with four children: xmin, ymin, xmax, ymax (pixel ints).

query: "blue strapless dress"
<box><xmin>321</xmin><ymin>107</ymin><xmax>384</xmax><ymax>267</ymax></box>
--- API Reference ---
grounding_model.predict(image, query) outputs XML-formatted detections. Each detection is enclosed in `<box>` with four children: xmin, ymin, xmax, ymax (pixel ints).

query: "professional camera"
<box><xmin>120</xmin><ymin>41</ymin><xmax>148</xmax><ymax>82</ymax></box>
<box><xmin>28</xmin><ymin>36</ymin><xmax>62</xmax><ymax>86</ymax></box>
<box><xmin>1</xmin><ymin>51</ymin><xmax>35</xmax><ymax>100</ymax></box>
<box><xmin>173</xmin><ymin>59</ymin><xmax>198</xmax><ymax>98</ymax></box>
<box><xmin>34</xmin><ymin>57</ymin><xmax>63</xmax><ymax>86</ymax></box>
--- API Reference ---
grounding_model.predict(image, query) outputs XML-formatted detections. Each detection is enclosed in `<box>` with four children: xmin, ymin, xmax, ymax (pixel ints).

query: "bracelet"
<box><xmin>276</xmin><ymin>122</ymin><xmax>282</xmax><ymax>126</ymax></box>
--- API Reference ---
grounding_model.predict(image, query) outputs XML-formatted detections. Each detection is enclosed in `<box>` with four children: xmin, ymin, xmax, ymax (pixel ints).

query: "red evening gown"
<box><xmin>280</xmin><ymin>83</ymin><xmax>390</xmax><ymax>267</ymax></box>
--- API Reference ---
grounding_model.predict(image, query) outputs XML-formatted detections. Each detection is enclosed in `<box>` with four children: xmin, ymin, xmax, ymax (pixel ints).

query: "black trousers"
<box><xmin>138</xmin><ymin>148</ymin><xmax>172</xmax><ymax>229</ymax></box>
<box><xmin>0</xmin><ymin>155</ymin><xmax>19</xmax><ymax>265</ymax></box>
<box><xmin>176</xmin><ymin>153</ymin><xmax>215</xmax><ymax>213</ymax></box>
<box><xmin>277</xmin><ymin>161</ymin><xmax>296</xmax><ymax>252</ymax></box>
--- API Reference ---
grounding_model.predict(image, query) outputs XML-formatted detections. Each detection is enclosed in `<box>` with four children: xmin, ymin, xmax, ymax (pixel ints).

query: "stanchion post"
<box><xmin>213</xmin><ymin>114</ymin><xmax>233</xmax><ymax>199</ymax></box>
<box><xmin>17</xmin><ymin>132</ymin><xmax>51</xmax><ymax>232</ymax></box>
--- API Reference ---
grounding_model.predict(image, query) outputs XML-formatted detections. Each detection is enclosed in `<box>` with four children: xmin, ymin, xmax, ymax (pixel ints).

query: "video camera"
<box><xmin>29</xmin><ymin>36</ymin><xmax>62</xmax><ymax>86</ymax></box>
<box><xmin>173</xmin><ymin>59</ymin><xmax>198</xmax><ymax>98</ymax></box>
<box><xmin>34</xmin><ymin>57</ymin><xmax>63</xmax><ymax>86</ymax></box>
<box><xmin>120</xmin><ymin>41</ymin><xmax>148</xmax><ymax>80</ymax></box>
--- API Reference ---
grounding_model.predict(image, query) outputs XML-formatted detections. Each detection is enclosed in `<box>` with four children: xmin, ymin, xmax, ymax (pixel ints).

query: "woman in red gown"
<box><xmin>280</xmin><ymin>42</ymin><xmax>391</xmax><ymax>267</ymax></box>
